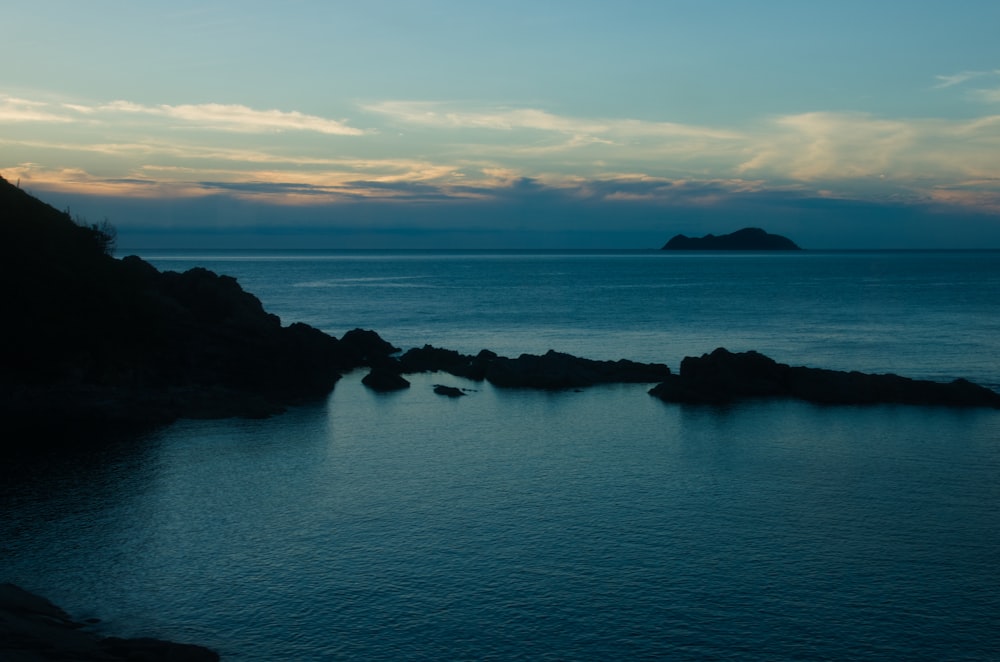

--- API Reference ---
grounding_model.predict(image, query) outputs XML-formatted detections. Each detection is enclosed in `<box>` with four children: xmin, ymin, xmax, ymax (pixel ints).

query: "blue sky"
<box><xmin>3</xmin><ymin>1</ymin><xmax>1000</xmax><ymax>248</ymax></box>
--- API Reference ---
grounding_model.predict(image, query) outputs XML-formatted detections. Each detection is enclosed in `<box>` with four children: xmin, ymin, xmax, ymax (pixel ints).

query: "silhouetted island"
<box><xmin>662</xmin><ymin>227</ymin><xmax>800</xmax><ymax>250</ymax></box>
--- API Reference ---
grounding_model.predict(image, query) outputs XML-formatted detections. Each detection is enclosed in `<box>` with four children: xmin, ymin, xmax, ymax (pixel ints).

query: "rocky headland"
<box><xmin>662</xmin><ymin>227</ymin><xmax>800</xmax><ymax>250</ymax></box>
<box><xmin>0</xmin><ymin>174</ymin><xmax>398</xmax><ymax>441</ymax></box>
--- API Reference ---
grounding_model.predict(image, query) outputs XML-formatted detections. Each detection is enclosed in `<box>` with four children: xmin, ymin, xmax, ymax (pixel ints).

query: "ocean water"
<box><xmin>3</xmin><ymin>250</ymin><xmax>999</xmax><ymax>660</ymax></box>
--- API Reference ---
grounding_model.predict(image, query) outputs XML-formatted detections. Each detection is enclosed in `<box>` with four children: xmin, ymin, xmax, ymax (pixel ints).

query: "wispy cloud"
<box><xmin>932</xmin><ymin>70</ymin><xmax>1000</xmax><ymax>106</ymax></box>
<box><xmin>0</xmin><ymin>94</ymin><xmax>366</xmax><ymax>135</ymax></box>
<box><xmin>974</xmin><ymin>88</ymin><xmax>1000</xmax><ymax>104</ymax></box>
<box><xmin>0</xmin><ymin>96</ymin><xmax>76</xmax><ymax>123</ymax></box>
<box><xmin>933</xmin><ymin>70</ymin><xmax>993</xmax><ymax>88</ymax></box>
<box><xmin>365</xmin><ymin>101</ymin><xmax>740</xmax><ymax>140</ymax></box>
<box><xmin>100</xmin><ymin>100</ymin><xmax>366</xmax><ymax>135</ymax></box>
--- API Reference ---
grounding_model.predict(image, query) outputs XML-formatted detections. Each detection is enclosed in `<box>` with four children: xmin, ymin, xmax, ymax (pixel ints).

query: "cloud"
<box><xmin>0</xmin><ymin>96</ymin><xmax>76</xmax><ymax>123</ymax></box>
<box><xmin>0</xmin><ymin>94</ymin><xmax>366</xmax><ymax>135</ymax></box>
<box><xmin>3</xmin><ymin>164</ymin><xmax>189</xmax><ymax>198</ymax></box>
<box><xmin>364</xmin><ymin>100</ymin><xmax>740</xmax><ymax>140</ymax></box>
<box><xmin>6</xmin><ymin>91</ymin><xmax>1000</xmax><ymax>219</ymax></box>
<box><xmin>933</xmin><ymin>70</ymin><xmax>991</xmax><ymax>88</ymax></box>
<box><xmin>736</xmin><ymin>111</ymin><xmax>1000</xmax><ymax>195</ymax></box>
<box><xmin>932</xmin><ymin>70</ymin><xmax>1000</xmax><ymax>105</ymax></box>
<box><xmin>101</xmin><ymin>100</ymin><xmax>367</xmax><ymax>135</ymax></box>
<box><xmin>974</xmin><ymin>88</ymin><xmax>1000</xmax><ymax>103</ymax></box>
<box><xmin>740</xmin><ymin>112</ymin><xmax>915</xmax><ymax>181</ymax></box>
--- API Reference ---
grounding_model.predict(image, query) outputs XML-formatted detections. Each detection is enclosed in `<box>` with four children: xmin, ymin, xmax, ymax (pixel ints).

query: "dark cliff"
<box><xmin>662</xmin><ymin>227</ymin><xmax>800</xmax><ymax>250</ymax></box>
<box><xmin>0</xmin><ymin>175</ymin><xmax>375</xmax><ymax>442</ymax></box>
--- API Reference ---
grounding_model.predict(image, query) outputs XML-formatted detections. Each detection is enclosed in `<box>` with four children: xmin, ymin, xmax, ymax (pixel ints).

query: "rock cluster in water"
<box><xmin>393</xmin><ymin>345</ymin><xmax>671</xmax><ymax>389</ymax></box>
<box><xmin>662</xmin><ymin>227</ymin><xmax>800</xmax><ymax>250</ymax></box>
<box><xmin>0</xmin><ymin>583</ymin><xmax>218</xmax><ymax>661</ymax></box>
<box><xmin>648</xmin><ymin>347</ymin><xmax>1000</xmax><ymax>408</ymax></box>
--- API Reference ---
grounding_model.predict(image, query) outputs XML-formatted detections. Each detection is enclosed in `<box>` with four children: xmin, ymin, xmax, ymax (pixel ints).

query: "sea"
<box><xmin>3</xmin><ymin>249</ymin><xmax>999</xmax><ymax>660</ymax></box>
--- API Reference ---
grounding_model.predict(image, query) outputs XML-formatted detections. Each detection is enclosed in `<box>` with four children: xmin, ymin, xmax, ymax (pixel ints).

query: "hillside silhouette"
<box><xmin>0</xmin><ymin>176</ymin><xmax>387</xmax><ymax>443</ymax></box>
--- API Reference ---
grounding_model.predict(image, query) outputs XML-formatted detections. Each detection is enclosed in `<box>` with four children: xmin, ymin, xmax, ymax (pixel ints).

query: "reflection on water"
<box><xmin>3</xmin><ymin>373</ymin><xmax>999</xmax><ymax>659</ymax></box>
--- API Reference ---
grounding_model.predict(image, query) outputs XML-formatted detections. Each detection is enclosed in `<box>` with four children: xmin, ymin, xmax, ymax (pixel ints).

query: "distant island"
<box><xmin>662</xmin><ymin>227</ymin><xmax>801</xmax><ymax>250</ymax></box>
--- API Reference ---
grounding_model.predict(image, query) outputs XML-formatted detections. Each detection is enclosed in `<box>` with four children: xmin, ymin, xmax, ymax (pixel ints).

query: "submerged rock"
<box><xmin>433</xmin><ymin>384</ymin><xmax>466</xmax><ymax>397</ymax></box>
<box><xmin>649</xmin><ymin>348</ymin><xmax>1000</xmax><ymax>408</ymax></box>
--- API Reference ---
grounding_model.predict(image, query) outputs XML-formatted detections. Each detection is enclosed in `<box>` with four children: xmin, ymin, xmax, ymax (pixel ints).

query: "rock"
<box><xmin>400</xmin><ymin>345</ymin><xmax>472</xmax><ymax>374</ymax></box>
<box><xmin>485</xmin><ymin>350</ymin><xmax>671</xmax><ymax>390</ymax></box>
<box><xmin>362</xmin><ymin>368</ymin><xmax>411</xmax><ymax>392</ymax></box>
<box><xmin>0</xmin><ymin>583</ymin><xmax>219</xmax><ymax>661</ymax></box>
<box><xmin>398</xmin><ymin>345</ymin><xmax>495</xmax><ymax>380</ymax></box>
<box><xmin>649</xmin><ymin>348</ymin><xmax>1000</xmax><ymax>408</ymax></box>
<box><xmin>400</xmin><ymin>346</ymin><xmax>670</xmax><ymax>389</ymax></box>
<box><xmin>0</xmin><ymin>175</ymin><xmax>368</xmax><ymax>442</ymax></box>
<box><xmin>340</xmin><ymin>328</ymin><xmax>401</xmax><ymax>366</ymax></box>
<box><xmin>433</xmin><ymin>384</ymin><xmax>466</xmax><ymax>397</ymax></box>
<box><xmin>662</xmin><ymin>227</ymin><xmax>800</xmax><ymax>250</ymax></box>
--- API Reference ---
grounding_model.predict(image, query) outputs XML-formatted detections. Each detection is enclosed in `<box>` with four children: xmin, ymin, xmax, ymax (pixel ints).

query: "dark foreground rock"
<box><xmin>662</xmin><ymin>227</ymin><xmax>800</xmax><ymax>250</ymax></box>
<box><xmin>0</xmin><ymin>583</ymin><xmax>218</xmax><ymax>661</ymax></box>
<box><xmin>649</xmin><ymin>348</ymin><xmax>1000</xmax><ymax>408</ymax></box>
<box><xmin>398</xmin><ymin>345</ymin><xmax>670</xmax><ymax>390</ymax></box>
<box><xmin>0</xmin><ymin>175</ymin><xmax>396</xmax><ymax>444</ymax></box>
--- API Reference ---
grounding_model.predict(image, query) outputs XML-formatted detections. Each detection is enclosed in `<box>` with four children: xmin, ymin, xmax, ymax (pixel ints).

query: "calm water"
<box><xmin>3</xmin><ymin>250</ymin><xmax>1000</xmax><ymax>660</ymax></box>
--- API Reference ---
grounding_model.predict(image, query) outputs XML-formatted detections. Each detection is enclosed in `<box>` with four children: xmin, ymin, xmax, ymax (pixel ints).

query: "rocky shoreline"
<box><xmin>648</xmin><ymin>347</ymin><xmax>1000</xmax><ymax>407</ymax></box>
<box><xmin>354</xmin><ymin>343</ymin><xmax>1000</xmax><ymax>408</ymax></box>
<box><xmin>0</xmin><ymin>583</ymin><xmax>218</xmax><ymax>661</ymax></box>
<box><xmin>4</xmin><ymin>175</ymin><xmax>998</xmax><ymax>444</ymax></box>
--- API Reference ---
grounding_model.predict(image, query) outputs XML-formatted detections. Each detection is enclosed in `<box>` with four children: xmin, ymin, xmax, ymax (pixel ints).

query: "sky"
<box><xmin>2</xmin><ymin>0</ymin><xmax>1000</xmax><ymax>249</ymax></box>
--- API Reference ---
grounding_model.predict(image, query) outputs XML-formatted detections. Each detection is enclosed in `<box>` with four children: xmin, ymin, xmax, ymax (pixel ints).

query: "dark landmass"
<box><xmin>0</xmin><ymin>583</ymin><xmax>218</xmax><ymax>661</ymax></box>
<box><xmin>0</xmin><ymin>174</ymin><xmax>399</xmax><ymax>442</ymax></box>
<box><xmin>396</xmin><ymin>345</ymin><xmax>671</xmax><ymax>389</ymax></box>
<box><xmin>662</xmin><ymin>227</ymin><xmax>800</xmax><ymax>250</ymax></box>
<box><xmin>649</xmin><ymin>348</ymin><xmax>1000</xmax><ymax>408</ymax></box>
